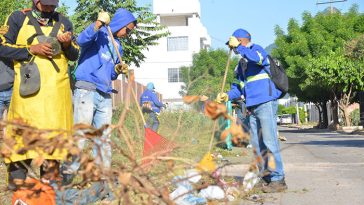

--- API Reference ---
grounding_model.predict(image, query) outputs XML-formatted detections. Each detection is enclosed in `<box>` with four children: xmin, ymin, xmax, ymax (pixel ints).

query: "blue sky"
<box><xmin>63</xmin><ymin>0</ymin><xmax>364</xmax><ymax>49</ymax></box>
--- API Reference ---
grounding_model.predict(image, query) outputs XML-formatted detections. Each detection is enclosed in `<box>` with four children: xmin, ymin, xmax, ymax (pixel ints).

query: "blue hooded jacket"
<box><xmin>140</xmin><ymin>83</ymin><xmax>164</xmax><ymax>113</ymax></box>
<box><xmin>75</xmin><ymin>8</ymin><xmax>136</xmax><ymax>93</ymax></box>
<box><xmin>227</xmin><ymin>43</ymin><xmax>282</xmax><ymax>107</ymax></box>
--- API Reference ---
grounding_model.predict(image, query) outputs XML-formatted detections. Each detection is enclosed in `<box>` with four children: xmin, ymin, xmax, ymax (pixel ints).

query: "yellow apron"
<box><xmin>4</xmin><ymin>16</ymin><xmax>73</xmax><ymax>163</ymax></box>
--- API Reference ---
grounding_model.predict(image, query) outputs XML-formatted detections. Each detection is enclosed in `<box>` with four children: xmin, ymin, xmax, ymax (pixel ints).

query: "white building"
<box><xmin>133</xmin><ymin>0</ymin><xmax>211</xmax><ymax>108</ymax></box>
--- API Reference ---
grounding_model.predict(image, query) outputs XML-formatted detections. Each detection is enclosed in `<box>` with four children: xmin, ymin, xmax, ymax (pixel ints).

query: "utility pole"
<box><xmin>316</xmin><ymin>0</ymin><xmax>347</xmax><ymax>14</ymax></box>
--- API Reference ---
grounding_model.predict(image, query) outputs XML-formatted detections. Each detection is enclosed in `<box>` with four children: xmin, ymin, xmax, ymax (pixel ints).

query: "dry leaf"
<box><xmin>69</xmin><ymin>147</ymin><xmax>80</xmax><ymax>155</ymax></box>
<box><xmin>268</xmin><ymin>153</ymin><xmax>276</xmax><ymax>170</ymax></box>
<box><xmin>204</xmin><ymin>101</ymin><xmax>227</xmax><ymax>120</ymax></box>
<box><xmin>33</xmin><ymin>157</ymin><xmax>45</xmax><ymax>167</ymax></box>
<box><xmin>119</xmin><ymin>172</ymin><xmax>132</xmax><ymax>186</ymax></box>
<box><xmin>183</xmin><ymin>96</ymin><xmax>200</xmax><ymax>104</ymax></box>
<box><xmin>92</xmin><ymin>169</ymin><xmax>101</xmax><ymax>181</ymax></box>
<box><xmin>220</xmin><ymin>130</ymin><xmax>230</xmax><ymax>141</ymax></box>
<box><xmin>74</xmin><ymin>123</ymin><xmax>93</xmax><ymax>130</ymax></box>
<box><xmin>13</xmin><ymin>179</ymin><xmax>25</xmax><ymax>186</ymax></box>
<box><xmin>167</xmin><ymin>160</ymin><xmax>175</xmax><ymax>170</ymax></box>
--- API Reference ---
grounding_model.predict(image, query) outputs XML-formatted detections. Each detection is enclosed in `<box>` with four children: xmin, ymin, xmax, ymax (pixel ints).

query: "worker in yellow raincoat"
<box><xmin>0</xmin><ymin>0</ymin><xmax>79</xmax><ymax>190</ymax></box>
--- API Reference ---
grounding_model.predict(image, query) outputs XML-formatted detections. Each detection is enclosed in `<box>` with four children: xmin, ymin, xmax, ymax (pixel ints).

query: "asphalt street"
<box><xmin>225</xmin><ymin>126</ymin><xmax>364</xmax><ymax>205</ymax></box>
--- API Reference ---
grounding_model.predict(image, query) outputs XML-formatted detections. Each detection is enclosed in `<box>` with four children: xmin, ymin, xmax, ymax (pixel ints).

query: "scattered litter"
<box><xmin>248</xmin><ymin>194</ymin><xmax>260</xmax><ymax>202</ymax></box>
<box><xmin>212</xmin><ymin>169</ymin><xmax>228</xmax><ymax>189</ymax></box>
<box><xmin>246</xmin><ymin>144</ymin><xmax>253</xmax><ymax>149</ymax></box>
<box><xmin>242</xmin><ymin>171</ymin><xmax>259</xmax><ymax>192</ymax></box>
<box><xmin>170</xmin><ymin>176</ymin><xmax>206</xmax><ymax>205</ymax></box>
<box><xmin>226</xmin><ymin>187</ymin><xmax>240</xmax><ymax>201</ymax></box>
<box><xmin>278</xmin><ymin>135</ymin><xmax>287</xmax><ymax>141</ymax></box>
<box><xmin>196</xmin><ymin>152</ymin><xmax>217</xmax><ymax>173</ymax></box>
<box><xmin>185</xmin><ymin>169</ymin><xmax>202</xmax><ymax>184</ymax></box>
<box><xmin>199</xmin><ymin>185</ymin><xmax>225</xmax><ymax>200</ymax></box>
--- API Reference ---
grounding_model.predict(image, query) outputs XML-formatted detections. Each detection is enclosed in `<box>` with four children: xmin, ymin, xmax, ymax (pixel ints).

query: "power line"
<box><xmin>316</xmin><ymin>0</ymin><xmax>347</xmax><ymax>13</ymax></box>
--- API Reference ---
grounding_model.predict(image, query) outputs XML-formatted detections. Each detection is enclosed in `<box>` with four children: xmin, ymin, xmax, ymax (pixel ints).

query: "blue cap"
<box><xmin>146</xmin><ymin>82</ymin><xmax>155</xmax><ymax>90</ymax></box>
<box><xmin>232</xmin><ymin>29</ymin><xmax>251</xmax><ymax>40</ymax></box>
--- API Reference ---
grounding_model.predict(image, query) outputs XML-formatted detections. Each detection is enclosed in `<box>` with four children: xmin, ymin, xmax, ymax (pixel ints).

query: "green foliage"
<box><xmin>0</xmin><ymin>0</ymin><xmax>69</xmax><ymax>25</ymax></box>
<box><xmin>307</xmin><ymin>51</ymin><xmax>364</xmax><ymax>93</ymax></box>
<box><xmin>180</xmin><ymin>49</ymin><xmax>239</xmax><ymax>98</ymax></box>
<box><xmin>350</xmin><ymin>108</ymin><xmax>360</xmax><ymax>126</ymax></box>
<box><xmin>273</xmin><ymin>4</ymin><xmax>364</xmax><ymax>104</ymax></box>
<box><xmin>282</xmin><ymin>106</ymin><xmax>296</xmax><ymax>115</ymax></box>
<box><xmin>279</xmin><ymin>106</ymin><xmax>305</xmax><ymax>123</ymax></box>
<box><xmin>0</xmin><ymin>0</ymin><xmax>30</xmax><ymax>24</ymax></box>
<box><xmin>299</xmin><ymin>107</ymin><xmax>305</xmax><ymax>123</ymax></box>
<box><xmin>56</xmin><ymin>2</ymin><xmax>70</xmax><ymax>16</ymax></box>
<box><xmin>277</xmin><ymin>104</ymin><xmax>285</xmax><ymax>115</ymax></box>
<box><xmin>72</xmin><ymin>0</ymin><xmax>169</xmax><ymax>67</ymax></box>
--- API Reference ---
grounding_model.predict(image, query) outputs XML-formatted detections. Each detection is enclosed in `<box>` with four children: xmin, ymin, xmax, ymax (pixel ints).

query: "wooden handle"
<box><xmin>106</xmin><ymin>26</ymin><xmax>123</xmax><ymax>65</ymax></box>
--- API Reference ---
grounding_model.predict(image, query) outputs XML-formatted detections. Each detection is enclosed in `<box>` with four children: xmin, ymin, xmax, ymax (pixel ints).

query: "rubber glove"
<box><xmin>215</xmin><ymin>93</ymin><xmax>229</xmax><ymax>103</ymax></box>
<box><xmin>228</xmin><ymin>36</ymin><xmax>240</xmax><ymax>48</ymax></box>
<box><xmin>97</xmin><ymin>11</ymin><xmax>110</xmax><ymax>25</ymax></box>
<box><xmin>115</xmin><ymin>64</ymin><xmax>129</xmax><ymax>77</ymax></box>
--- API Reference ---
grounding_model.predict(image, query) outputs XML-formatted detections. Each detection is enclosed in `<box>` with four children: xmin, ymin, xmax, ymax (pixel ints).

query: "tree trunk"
<box><xmin>338</xmin><ymin>87</ymin><xmax>353</xmax><ymax>127</ymax></box>
<box><xmin>322</xmin><ymin>101</ymin><xmax>329</xmax><ymax>129</ymax></box>
<box><xmin>315</xmin><ymin>103</ymin><xmax>323</xmax><ymax>128</ymax></box>
<box><xmin>341</xmin><ymin>107</ymin><xmax>351</xmax><ymax>126</ymax></box>
<box><xmin>330</xmin><ymin>100</ymin><xmax>339</xmax><ymax>130</ymax></box>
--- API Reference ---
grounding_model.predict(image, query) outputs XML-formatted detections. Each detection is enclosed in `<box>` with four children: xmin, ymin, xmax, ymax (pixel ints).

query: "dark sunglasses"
<box><xmin>126</xmin><ymin>27</ymin><xmax>132</xmax><ymax>34</ymax></box>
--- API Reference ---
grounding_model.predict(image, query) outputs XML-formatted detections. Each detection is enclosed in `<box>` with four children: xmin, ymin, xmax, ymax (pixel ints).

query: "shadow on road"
<box><xmin>279</xmin><ymin>128</ymin><xmax>364</xmax><ymax>148</ymax></box>
<box><xmin>287</xmin><ymin>140</ymin><xmax>364</xmax><ymax>148</ymax></box>
<box><xmin>280</xmin><ymin>128</ymin><xmax>364</xmax><ymax>138</ymax></box>
<box><xmin>279</xmin><ymin>128</ymin><xmax>330</xmax><ymax>134</ymax></box>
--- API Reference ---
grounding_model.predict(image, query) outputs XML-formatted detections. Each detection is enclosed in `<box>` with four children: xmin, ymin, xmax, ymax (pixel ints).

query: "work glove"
<box><xmin>97</xmin><ymin>11</ymin><xmax>111</xmax><ymax>25</ymax></box>
<box><xmin>228</xmin><ymin>36</ymin><xmax>240</xmax><ymax>48</ymax></box>
<box><xmin>115</xmin><ymin>63</ymin><xmax>129</xmax><ymax>77</ymax></box>
<box><xmin>215</xmin><ymin>93</ymin><xmax>229</xmax><ymax>104</ymax></box>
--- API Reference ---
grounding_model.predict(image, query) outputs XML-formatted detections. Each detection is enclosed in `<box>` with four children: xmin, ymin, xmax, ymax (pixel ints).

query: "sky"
<box><xmin>63</xmin><ymin>0</ymin><xmax>364</xmax><ymax>49</ymax></box>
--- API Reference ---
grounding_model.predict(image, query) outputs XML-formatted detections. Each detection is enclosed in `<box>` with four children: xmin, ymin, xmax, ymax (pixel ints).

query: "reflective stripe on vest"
<box><xmin>240</xmin><ymin>81</ymin><xmax>245</xmax><ymax>89</ymax></box>
<box><xmin>246</xmin><ymin>73</ymin><xmax>270</xmax><ymax>83</ymax></box>
<box><xmin>256</xmin><ymin>51</ymin><xmax>263</xmax><ymax>65</ymax></box>
<box><xmin>233</xmin><ymin>79</ymin><xmax>245</xmax><ymax>89</ymax></box>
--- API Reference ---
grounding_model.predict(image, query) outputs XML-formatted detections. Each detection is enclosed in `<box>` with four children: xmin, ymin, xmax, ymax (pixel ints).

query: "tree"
<box><xmin>72</xmin><ymin>0</ymin><xmax>169</xmax><ymax>67</ymax></box>
<box><xmin>273</xmin><ymin>4</ymin><xmax>364</xmax><ymax>128</ymax></box>
<box><xmin>179</xmin><ymin>49</ymin><xmax>238</xmax><ymax>99</ymax></box>
<box><xmin>0</xmin><ymin>0</ymin><xmax>70</xmax><ymax>25</ymax></box>
<box><xmin>0</xmin><ymin>0</ymin><xmax>29</xmax><ymax>24</ymax></box>
<box><xmin>56</xmin><ymin>2</ymin><xmax>70</xmax><ymax>16</ymax></box>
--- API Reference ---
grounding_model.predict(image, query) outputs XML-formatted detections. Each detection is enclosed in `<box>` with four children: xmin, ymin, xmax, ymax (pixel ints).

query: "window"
<box><xmin>167</xmin><ymin>36</ymin><xmax>188</xmax><ymax>51</ymax></box>
<box><xmin>168</xmin><ymin>68</ymin><xmax>183</xmax><ymax>83</ymax></box>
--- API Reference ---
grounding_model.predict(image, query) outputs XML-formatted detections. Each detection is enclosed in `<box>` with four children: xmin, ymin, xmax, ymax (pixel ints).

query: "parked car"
<box><xmin>280</xmin><ymin>114</ymin><xmax>293</xmax><ymax>124</ymax></box>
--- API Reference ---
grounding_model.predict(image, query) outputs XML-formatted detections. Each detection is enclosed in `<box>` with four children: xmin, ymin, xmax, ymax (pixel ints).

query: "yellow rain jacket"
<box><xmin>0</xmin><ymin>9</ymin><xmax>79</xmax><ymax>163</ymax></box>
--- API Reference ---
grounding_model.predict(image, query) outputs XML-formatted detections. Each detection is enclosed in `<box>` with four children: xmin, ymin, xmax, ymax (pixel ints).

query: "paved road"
<box><xmin>225</xmin><ymin>127</ymin><xmax>364</xmax><ymax>205</ymax></box>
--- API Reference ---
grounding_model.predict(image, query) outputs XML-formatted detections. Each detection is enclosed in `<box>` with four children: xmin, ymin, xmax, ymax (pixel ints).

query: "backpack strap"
<box><xmin>25</xmin><ymin>11</ymin><xmax>44</xmax><ymax>45</ymax></box>
<box><xmin>262</xmin><ymin>56</ymin><xmax>273</xmax><ymax>96</ymax></box>
<box><xmin>49</xmin><ymin>13</ymin><xmax>62</xmax><ymax>38</ymax></box>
